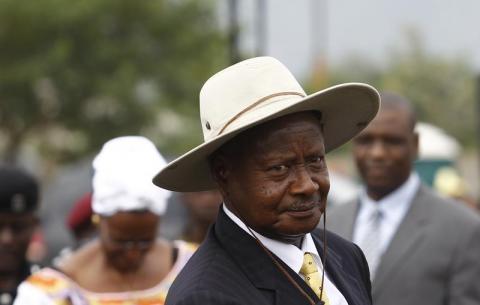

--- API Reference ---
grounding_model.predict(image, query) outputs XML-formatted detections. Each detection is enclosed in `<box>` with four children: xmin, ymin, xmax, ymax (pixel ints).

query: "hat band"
<box><xmin>217</xmin><ymin>91</ymin><xmax>306</xmax><ymax>135</ymax></box>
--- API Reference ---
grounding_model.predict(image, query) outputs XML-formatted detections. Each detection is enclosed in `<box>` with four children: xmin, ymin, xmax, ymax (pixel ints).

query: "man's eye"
<box><xmin>269</xmin><ymin>165</ymin><xmax>288</xmax><ymax>172</ymax></box>
<box><xmin>309</xmin><ymin>156</ymin><xmax>323</xmax><ymax>163</ymax></box>
<box><xmin>309</xmin><ymin>156</ymin><xmax>325</xmax><ymax>168</ymax></box>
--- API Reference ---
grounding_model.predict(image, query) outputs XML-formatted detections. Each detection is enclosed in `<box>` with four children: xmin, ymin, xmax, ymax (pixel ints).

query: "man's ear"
<box><xmin>210</xmin><ymin>153</ymin><xmax>231</xmax><ymax>187</ymax></box>
<box><xmin>413</xmin><ymin>131</ymin><xmax>419</xmax><ymax>159</ymax></box>
<box><xmin>210</xmin><ymin>153</ymin><xmax>232</xmax><ymax>201</ymax></box>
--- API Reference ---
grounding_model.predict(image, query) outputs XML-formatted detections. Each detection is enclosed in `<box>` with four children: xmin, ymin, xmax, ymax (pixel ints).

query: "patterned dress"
<box><xmin>13</xmin><ymin>240</ymin><xmax>197</xmax><ymax>305</ymax></box>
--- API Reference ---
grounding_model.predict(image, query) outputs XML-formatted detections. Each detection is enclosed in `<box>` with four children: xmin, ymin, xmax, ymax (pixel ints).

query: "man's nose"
<box><xmin>290</xmin><ymin>166</ymin><xmax>319</xmax><ymax>195</ymax></box>
<box><xmin>370</xmin><ymin>141</ymin><xmax>387</xmax><ymax>158</ymax></box>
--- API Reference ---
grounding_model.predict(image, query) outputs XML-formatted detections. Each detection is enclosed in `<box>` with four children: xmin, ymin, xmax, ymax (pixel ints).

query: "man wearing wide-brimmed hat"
<box><xmin>154</xmin><ymin>57</ymin><xmax>380</xmax><ymax>305</ymax></box>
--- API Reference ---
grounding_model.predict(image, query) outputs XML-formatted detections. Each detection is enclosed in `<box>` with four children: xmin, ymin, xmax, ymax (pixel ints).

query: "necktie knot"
<box><xmin>299</xmin><ymin>253</ymin><xmax>330</xmax><ymax>304</ymax></box>
<box><xmin>300</xmin><ymin>252</ymin><xmax>318</xmax><ymax>275</ymax></box>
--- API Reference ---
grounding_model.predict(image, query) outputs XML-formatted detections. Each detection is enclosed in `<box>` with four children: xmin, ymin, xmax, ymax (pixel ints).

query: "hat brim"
<box><xmin>153</xmin><ymin>83</ymin><xmax>379</xmax><ymax>191</ymax></box>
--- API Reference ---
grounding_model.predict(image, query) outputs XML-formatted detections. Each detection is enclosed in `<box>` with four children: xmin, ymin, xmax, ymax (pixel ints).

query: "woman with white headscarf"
<box><xmin>14</xmin><ymin>136</ymin><xmax>197</xmax><ymax>305</ymax></box>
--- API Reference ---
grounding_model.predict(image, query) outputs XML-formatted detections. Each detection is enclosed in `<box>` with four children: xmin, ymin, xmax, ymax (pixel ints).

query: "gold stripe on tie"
<box><xmin>299</xmin><ymin>252</ymin><xmax>330</xmax><ymax>305</ymax></box>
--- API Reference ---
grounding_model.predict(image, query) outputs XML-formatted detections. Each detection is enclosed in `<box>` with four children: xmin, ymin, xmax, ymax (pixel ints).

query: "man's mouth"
<box><xmin>285</xmin><ymin>202</ymin><xmax>320</xmax><ymax>218</ymax></box>
<box><xmin>288</xmin><ymin>202</ymin><xmax>317</xmax><ymax>212</ymax></box>
<box><xmin>365</xmin><ymin>163</ymin><xmax>389</xmax><ymax>173</ymax></box>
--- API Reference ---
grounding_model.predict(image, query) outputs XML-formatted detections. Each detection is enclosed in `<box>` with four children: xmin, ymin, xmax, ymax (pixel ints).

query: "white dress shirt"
<box><xmin>353</xmin><ymin>173</ymin><xmax>421</xmax><ymax>257</ymax></box>
<box><xmin>224</xmin><ymin>205</ymin><xmax>348</xmax><ymax>305</ymax></box>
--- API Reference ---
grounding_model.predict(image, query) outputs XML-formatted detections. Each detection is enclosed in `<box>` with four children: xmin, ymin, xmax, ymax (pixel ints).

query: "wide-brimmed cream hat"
<box><xmin>154</xmin><ymin>57</ymin><xmax>380</xmax><ymax>191</ymax></box>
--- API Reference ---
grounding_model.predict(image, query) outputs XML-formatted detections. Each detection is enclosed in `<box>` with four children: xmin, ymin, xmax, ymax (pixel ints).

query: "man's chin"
<box><xmin>366</xmin><ymin>183</ymin><xmax>400</xmax><ymax>199</ymax></box>
<box><xmin>264</xmin><ymin>224</ymin><xmax>319</xmax><ymax>244</ymax></box>
<box><xmin>365</xmin><ymin>174</ymin><xmax>390</xmax><ymax>185</ymax></box>
<box><xmin>365</xmin><ymin>177</ymin><xmax>393</xmax><ymax>190</ymax></box>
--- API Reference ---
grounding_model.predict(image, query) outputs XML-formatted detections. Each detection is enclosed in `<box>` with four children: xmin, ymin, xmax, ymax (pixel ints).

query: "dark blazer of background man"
<box><xmin>0</xmin><ymin>166</ymin><xmax>39</xmax><ymax>305</ymax></box>
<box><xmin>153</xmin><ymin>57</ymin><xmax>381</xmax><ymax>305</ymax></box>
<box><xmin>328</xmin><ymin>92</ymin><xmax>480</xmax><ymax>305</ymax></box>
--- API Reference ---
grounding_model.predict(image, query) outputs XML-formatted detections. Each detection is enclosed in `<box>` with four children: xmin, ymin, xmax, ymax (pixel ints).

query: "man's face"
<box><xmin>99</xmin><ymin>211</ymin><xmax>159</xmax><ymax>273</ymax></box>
<box><xmin>353</xmin><ymin>108</ymin><xmax>418</xmax><ymax>200</ymax></box>
<box><xmin>215</xmin><ymin>112</ymin><xmax>330</xmax><ymax>242</ymax></box>
<box><xmin>0</xmin><ymin>213</ymin><xmax>37</xmax><ymax>273</ymax></box>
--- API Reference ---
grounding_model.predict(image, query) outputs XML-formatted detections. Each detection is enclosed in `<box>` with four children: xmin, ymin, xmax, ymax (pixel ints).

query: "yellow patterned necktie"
<box><xmin>299</xmin><ymin>252</ymin><xmax>330</xmax><ymax>305</ymax></box>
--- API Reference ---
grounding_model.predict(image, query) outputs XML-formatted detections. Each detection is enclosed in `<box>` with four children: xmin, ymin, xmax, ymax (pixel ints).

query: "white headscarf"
<box><xmin>92</xmin><ymin>136</ymin><xmax>171</xmax><ymax>216</ymax></box>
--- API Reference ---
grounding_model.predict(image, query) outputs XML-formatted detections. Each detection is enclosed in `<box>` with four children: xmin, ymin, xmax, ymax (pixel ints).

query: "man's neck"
<box><xmin>367</xmin><ymin>183</ymin><xmax>407</xmax><ymax>201</ymax></box>
<box><xmin>367</xmin><ymin>188</ymin><xmax>393</xmax><ymax>201</ymax></box>
<box><xmin>265</xmin><ymin>232</ymin><xmax>305</xmax><ymax>248</ymax></box>
<box><xmin>291</xmin><ymin>236</ymin><xmax>304</xmax><ymax>249</ymax></box>
<box><xmin>362</xmin><ymin>173</ymin><xmax>421</xmax><ymax>206</ymax></box>
<box><xmin>223</xmin><ymin>204</ymin><xmax>306</xmax><ymax>247</ymax></box>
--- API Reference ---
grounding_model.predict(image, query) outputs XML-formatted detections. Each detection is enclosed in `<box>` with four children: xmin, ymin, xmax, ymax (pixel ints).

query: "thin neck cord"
<box><xmin>243</xmin><ymin>210</ymin><xmax>328</xmax><ymax>305</ymax></box>
<box><xmin>320</xmin><ymin>209</ymin><xmax>327</xmax><ymax>301</ymax></box>
<box><xmin>244</xmin><ymin>225</ymin><xmax>316</xmax><ymax>305</ymax></box>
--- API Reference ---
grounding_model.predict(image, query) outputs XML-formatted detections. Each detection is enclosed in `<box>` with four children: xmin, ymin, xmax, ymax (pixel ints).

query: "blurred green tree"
<box><xmin>0</xmin><ymin>0</ymin><xmax>227</xmax><ymax>164</ymax></box>
<box><xmin>381</xmin><ymin>31</ymin><xmax>475</xmax><ymax>146</ymax></box>
<box><xmin>314</xmin><ymin>30</ymin><xmax>476</xmax><ymax>147</ymax></box>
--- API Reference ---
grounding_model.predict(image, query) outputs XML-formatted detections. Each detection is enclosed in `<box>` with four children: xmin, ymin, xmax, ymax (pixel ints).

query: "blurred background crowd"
<box><xmin>1</xmin><ymin>0</ymin><xmax>480</xmax><ymax>304</ymax></box>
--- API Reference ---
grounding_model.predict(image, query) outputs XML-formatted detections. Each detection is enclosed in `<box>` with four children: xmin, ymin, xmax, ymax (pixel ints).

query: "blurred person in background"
<box><xmin>25</xmin><ymin>230</ymin><xmax>48</xmax><ymax>266</ymax></box>
<box><xmin>66</xmin><ymin>192</ymin><xmax>96</xmax><ymax>248</ymax></box>
<box><xmin>179</xmin><ymin>190</ymin><xmax>222</xmax><ymax>245</ymax></box>
<box><xmin>328</xmin><ymin>92</ymin><xmax>480</xmax><ymax>305</ymax></box>
<box><xmin>14</xmin><ymin>136</ymin><xmax>196</xmax><ymax>305</ymax></box>
<box><xmin>0</xmin><ymin>166</ymin><xmax>40</xmax><ymax>305</ymax></box>
<box><xmin>52</xmin><ymin>192</ymin><xmax>97</xmax><ymax>266</ymax></box>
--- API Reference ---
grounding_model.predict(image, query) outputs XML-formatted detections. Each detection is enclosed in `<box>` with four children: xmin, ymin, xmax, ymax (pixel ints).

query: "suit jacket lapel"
<box><xmin>312</xmin><ymin>231</ymin><xmax>369</xmax><ymax>305</ymax></box>
<box><xmin>214</xmin><ymin>208</ymin><xmax>320</xmax><ymax>305</ymax></box>
<box><xmin>327</xmin><ymin>200</ymin><xmax>360</xmax><ymax>240</ymax></box>
<box><xmin>373</xmin><ymin>186</ymin><xmax>430</xmax><ymax>295</ymax></box>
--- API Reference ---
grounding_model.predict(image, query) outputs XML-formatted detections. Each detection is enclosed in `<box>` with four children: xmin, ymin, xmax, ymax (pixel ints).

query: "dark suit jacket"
<box><xmin>165</xmin><ymin>208</ymin><xmax>372</xmax><ymax>305</ymax></box>
<box><xmin>328</xmin><ymin>185</ymin><xmax>480</xmax><ymax>305</ymax></box>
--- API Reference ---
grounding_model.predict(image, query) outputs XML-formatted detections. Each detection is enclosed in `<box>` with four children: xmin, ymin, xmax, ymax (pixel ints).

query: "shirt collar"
<box><xmin>223</xmin><ymin>204</ymin><xmax>320</xmax><ymax>273</ymax></box>
<box><xmin>359</xmin><ymin>173</ymin><xmax>420</xmax><ymax>221</ymax></box>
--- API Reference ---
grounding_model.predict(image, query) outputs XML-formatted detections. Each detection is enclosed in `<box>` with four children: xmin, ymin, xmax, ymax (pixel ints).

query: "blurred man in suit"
<box><xmin>0</xmin><ymin>166</ymin><xmax>40</xmax><ymax>305</ymax></box>
<box><xmin>180</xmin><ymin>190</ymin><xmax>222</xmax><ymax>245</ymax></box>
<box><xmin>328</xmin><ymin>92</ymin><xmax>480</xmax><ymax>305</ymax></box>
<box><xmin>154</xmin><ymin>57</ymin><xmax>381</xmax><ymax>305</ymax></box>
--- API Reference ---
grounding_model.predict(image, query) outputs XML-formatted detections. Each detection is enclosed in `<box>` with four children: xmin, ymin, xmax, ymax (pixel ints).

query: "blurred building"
<box><xmin>414</xmin><ymin>122</ymin><xmax>461</xmax><ymax>187</ymax></box>
<box><xmin>414</xmin><ymin>122</ymin><xmax>477</xmax><ymax>210</ymax></box>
